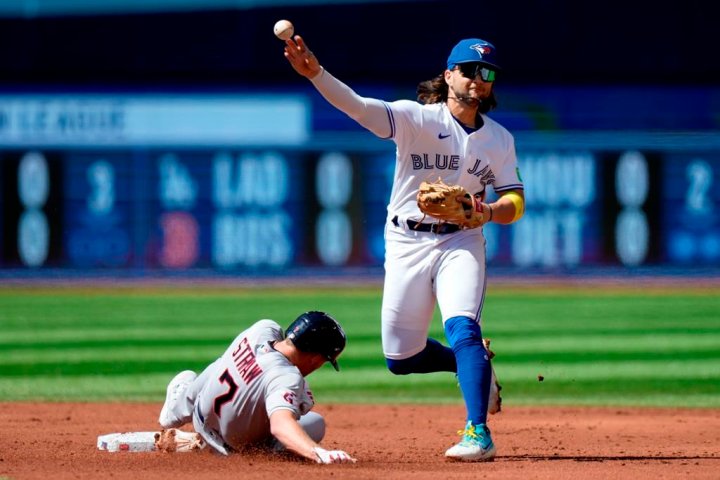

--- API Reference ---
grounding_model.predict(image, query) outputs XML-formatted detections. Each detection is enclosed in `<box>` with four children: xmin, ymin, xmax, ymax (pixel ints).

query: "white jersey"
<box><xmin>192</xmin><ymin>320</ymin><xmax>315</xmax><ymax>451</ymax></box>
<box><xmin>385</xmin><ymin>100</ymin><xmax>523</xmax><ymax>223</ymax></box>
<box><xmin>308</xmin><ymin>70</ymin><xmax>523</xmax><ymax>227</ymax></box>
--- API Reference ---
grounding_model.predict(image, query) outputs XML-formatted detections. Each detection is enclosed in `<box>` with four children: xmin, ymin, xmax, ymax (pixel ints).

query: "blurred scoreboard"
<box><xmin>663</xmin><ymin>153</ymin><xmax>720</xmax><ymax>264</ymax></box>
<box><xmin>0</xmin><ymin>94</ymin><xmax>718</xmax><ymax>272</ymax></box>
<box><xmin>0</xmin><ymin>146</ymin><xmax>399</xmax><ymax>270</ymax></box>
<box><xmin>0</xmin><ymin>148</ymin><xmax>385</xmax><ymax>270</ymax></box>
<box><xmin>2</xmin><ymin>146</ymin><xmax>719</xmax><ymax>271</ymax></box>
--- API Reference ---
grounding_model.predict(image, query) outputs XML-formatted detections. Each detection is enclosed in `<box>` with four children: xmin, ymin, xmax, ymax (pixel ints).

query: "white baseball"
<box><xmin>273</xmin><ymin>20</ymin><xmax>294</xmax><ymax>41</ymax></box>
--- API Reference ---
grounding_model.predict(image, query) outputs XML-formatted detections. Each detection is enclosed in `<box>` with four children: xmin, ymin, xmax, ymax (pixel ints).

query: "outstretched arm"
<box><xmin>269</xmin><ymin>409</ymin><xmax>356</xmax><ymax>464</ymax></box>
<box><xmin>283</xmin><ymin>35</ymin><xmax>393</xmax><ymax>138</ymax></box>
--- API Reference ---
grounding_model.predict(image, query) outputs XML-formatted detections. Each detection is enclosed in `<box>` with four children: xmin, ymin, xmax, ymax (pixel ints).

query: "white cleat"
<box><xmin>445</xmin><ymin>421</ymin><xmax>496</xmax><ymax>462</ymax></box>
<box><xmin>158</xmin><ymin>370</ymin><xmax>197</xmax><ymax>429</ymax></box>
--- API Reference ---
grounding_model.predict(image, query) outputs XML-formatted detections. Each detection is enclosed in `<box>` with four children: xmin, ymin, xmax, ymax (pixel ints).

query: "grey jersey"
<box><xmin>192</xmin><ymin>320</ymin><xmax>315</xmax><ymax>451</ymax></box>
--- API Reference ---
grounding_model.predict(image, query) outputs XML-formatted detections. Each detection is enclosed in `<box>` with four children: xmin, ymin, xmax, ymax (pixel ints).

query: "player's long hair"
<box><xmin>417</xmin><ymin>74</ymin><xmax>497</xmax><ymax>113</ymax></box>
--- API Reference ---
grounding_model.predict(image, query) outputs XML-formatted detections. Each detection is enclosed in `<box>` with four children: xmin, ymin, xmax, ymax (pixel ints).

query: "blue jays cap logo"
<box><xmin>470</xmin><ymin>44</ymin><xmax>492</xmax><ymax>58</ymax></box>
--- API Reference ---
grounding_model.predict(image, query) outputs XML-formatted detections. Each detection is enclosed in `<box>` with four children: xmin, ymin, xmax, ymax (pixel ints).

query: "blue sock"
<box><xmin>444</xmin><ymin>316</ymin><xmax>490</xmax><ymax>425</ymax></box>
<box><xmin>386</xmin><ymin>338</ymin><xmax>457</xmax><ymax>375</ymax></box>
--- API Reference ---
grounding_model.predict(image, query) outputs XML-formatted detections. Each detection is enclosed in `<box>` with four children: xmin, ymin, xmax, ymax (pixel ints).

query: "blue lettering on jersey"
<box><xmin>467</xmin><ymin>159</ymin><xmax>496</xmax><ymax>185</ymax></box>
<box><xmin>411</xmin><ymin>153</ymin><xmax>460</xmax><ymax>170</ymax></box>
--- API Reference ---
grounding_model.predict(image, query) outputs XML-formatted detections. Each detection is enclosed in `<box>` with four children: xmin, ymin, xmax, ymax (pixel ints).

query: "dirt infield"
<box><xmin>2</xmin><ymin>403</ymin><xmax>719</xmax><ymax>479</ymax></box>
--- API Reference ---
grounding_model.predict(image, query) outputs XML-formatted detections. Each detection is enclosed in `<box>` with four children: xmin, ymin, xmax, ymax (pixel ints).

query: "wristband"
<box><xmin>504</xmin><ymin>191</ymin><xmax>525</xmax><ymax>223</ymax></box>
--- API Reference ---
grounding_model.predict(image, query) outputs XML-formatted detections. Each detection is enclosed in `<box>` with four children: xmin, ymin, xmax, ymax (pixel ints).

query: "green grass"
<box><xmin>1</xmin><ymin>285</ymin><xmax>719</xmax><ymax>408</ymax></box>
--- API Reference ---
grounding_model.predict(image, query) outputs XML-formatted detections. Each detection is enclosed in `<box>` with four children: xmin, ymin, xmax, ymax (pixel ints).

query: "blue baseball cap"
<box><xmin>446</xmin><ymin>38</ymin><xmax>501</xmax><ymax>70</ymax></box>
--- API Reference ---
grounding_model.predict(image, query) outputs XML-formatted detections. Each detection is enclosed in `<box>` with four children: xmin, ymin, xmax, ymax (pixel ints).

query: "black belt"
<box><xmin>392</xmin><ymin>216</ymin><xmax>461</xmax><ymax>234</ymax></box>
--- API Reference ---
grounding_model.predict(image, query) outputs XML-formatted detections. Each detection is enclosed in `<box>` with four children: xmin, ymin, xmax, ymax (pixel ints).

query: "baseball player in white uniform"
<box><xmin>158</xmin><ymin>311</ymin><xmax>356</xmax><ymax>464</ymax></box>
<box><xmin>283</xmin><ymin>36</ymin><xmax>525</xmax><ymax>461</ymax></box>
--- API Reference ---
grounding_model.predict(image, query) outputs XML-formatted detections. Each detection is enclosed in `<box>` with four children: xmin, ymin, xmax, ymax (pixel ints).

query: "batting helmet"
<box><xmin>285</xmin><ymin>311</ymin><xmax>346</xmax><ymax>371</ymax></box>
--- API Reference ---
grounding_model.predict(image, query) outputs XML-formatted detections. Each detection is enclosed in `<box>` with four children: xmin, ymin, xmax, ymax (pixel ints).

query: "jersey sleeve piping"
<box><xmin>267</xmin><ymin>405</ymin><xmax>299</xmax><ymax>417</ymax></box>
<box><xmin>383</xmin><ymin>102</ymin><xmax>395</xmax><ymax>139</ymax></box>
<box><xmin>494</xmin><ymin>184</ymin><xmax>524</xmax><ymax>192</ymax></box>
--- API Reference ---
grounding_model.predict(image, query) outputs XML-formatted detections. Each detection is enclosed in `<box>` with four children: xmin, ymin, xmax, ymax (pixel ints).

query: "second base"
<box><xmin>97</xmin><ymin>431</ymin><xmax>159</xmax><ymax>452</ymax></box>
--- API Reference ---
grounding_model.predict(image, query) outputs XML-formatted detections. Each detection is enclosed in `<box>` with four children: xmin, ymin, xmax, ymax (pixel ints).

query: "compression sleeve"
<box><xmin>310</xmin><ymin>68</ymin><xmax>393</xmax><ymax>139</ymax></box>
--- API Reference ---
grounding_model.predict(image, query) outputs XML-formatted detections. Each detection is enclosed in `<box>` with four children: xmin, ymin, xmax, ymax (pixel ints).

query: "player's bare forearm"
<box><xmin>488</xmin><ymin>189</ymin><xmax>525</xmax><ymax>224</ymax></box>
<box><xmin>269</xmin><ymin>410</ymin><xmax>356</xmax><ymax>464</ymax></box>
<box><xmin>269</xmin><ymin>409</ymin><xmax>320</xmax><ymax>461</ymax></box>
<box><xmin>283</xmin><ymin>35</ymin><xmax>323</xmax><ymax>79</ymax></box>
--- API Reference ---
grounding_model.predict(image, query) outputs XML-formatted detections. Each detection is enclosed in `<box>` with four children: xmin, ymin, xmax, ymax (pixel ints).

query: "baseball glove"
<box><xmin>416</xmin><ymin>178</ymin><xmax>489</xmax><ymax>229</ymax></box>
<box><xmin>154</xmin><ymin>428</ymin><xmax>206</xmax><ymax>453</ymax></box>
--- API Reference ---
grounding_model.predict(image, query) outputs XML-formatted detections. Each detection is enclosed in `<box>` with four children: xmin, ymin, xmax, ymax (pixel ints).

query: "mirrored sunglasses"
<box><xmin>457</xmin><ymin>63</ymin><xmax>496</xmax><ymax>82</ymax></box>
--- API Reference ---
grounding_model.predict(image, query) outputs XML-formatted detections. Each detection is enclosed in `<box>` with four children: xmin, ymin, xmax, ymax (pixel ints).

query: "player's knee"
<box><xmin>299</xmin><ymin>411</ymin><xmax>326</xmax><ymax>443</ymax></box>
<box><xmin>385</xmin><ymin>357</ymin><xmax>413</xmax><ymax>375</ymax></box>
<box><xmin>444</xmin><ymin>316</ymin><xmax>482</xmax><ymax>351</ymax></box>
